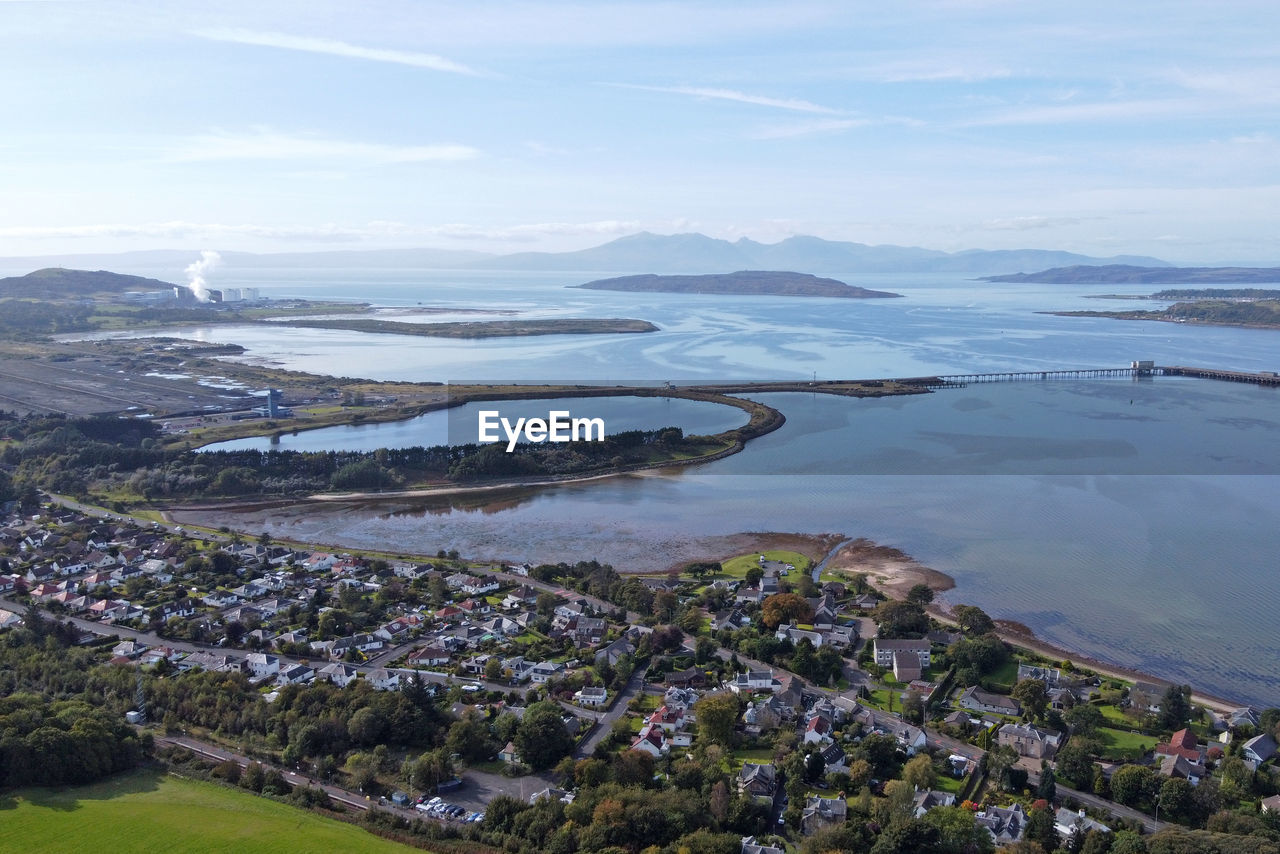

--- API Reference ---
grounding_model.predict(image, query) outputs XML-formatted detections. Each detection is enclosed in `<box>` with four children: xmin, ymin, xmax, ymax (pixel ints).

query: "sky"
<box><xmin>1</xmin><ymin>0</ymin><xmax>1278</xmax><ymax>263</ymax></box>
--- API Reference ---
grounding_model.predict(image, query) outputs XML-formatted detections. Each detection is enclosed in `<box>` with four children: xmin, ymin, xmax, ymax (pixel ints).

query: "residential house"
<box><xmin>1261</xmin><ymin>795</ymin><xmax>1280</xmax><ymax>814</ymax></box>
<box><xmin>1159</xmin><ymin>753</ymin><xmax>1206</xmax><ymax>785</ymax></box>
<box><xmin>804</xmin><ymin>714</ymin><xmax>834</xmax><ymax>745</ymax></box>
<box><xmin>852</xmin><ymin>593</ymin><xmax>879</xmax><ymax>610</ymax></box>
<box><xmin>246</xmin><ymin>653</ymin><xmax>280</xmax><ymax>678</ymax></box>
<box><xmin>1054</xmin><ymin>808</ymin><xmax>1111</xmax><ymax>839</ymax></box>
<box><xmin>530</xmin><ymin>660</ymin><xmax>566</xmax><ymax>684</ymax></box>
<box><xmin>277</xmin><ymin>663</ymin><xmax>315</xmax><ymax>685</ymax></box>
<box><xmin>1156</xmin><ymin>728</ymin><xmax>1205</xmax><ymax>763</ymax></box>
<box><xmin>878</xmin><ymin>719</ymin><xmax>927</xmax><ymax>755</ymax></box>
<box><xmin>976</xmin><ymin>803</ymin><xmax>1028</xmax><ymax>845</ymax></box>
<box><xmin>730</xmin><ymin>670</ymin><xmax>781</xmax><ymax>694</ymax></box>
<box><xmin>368</xmin><ymin>669</ymin><xmax>400</xmax><ymax>691</ymax></box>
<box><xmin>1017</xmin><ymin>664</ymin><xmax>1062</xmax><ymax>686</ymax></box>
<box><xmin>776</xmin><ymin>623</ymin><xmax>824</xmax><ymax>647</ymax></box>
<box><xmin>499</xmin><ymin>741</ymin><xmax>521</xmax><ymax>763</ymax></box>
<box><xmin>1243</xmin><ymin>733</ymin><xmax>1278</xmax><ymax>763</ymax></box>
<box><xmin>801</xmin><ymin>796</ymin><xmax>847</xmax><ymax>836</ymax></box>
<box><xmin>872</xmin><ymin>638</ymin><xmax>931</xmax><ymax>669</ymax></box>
<box><xmin>408</xmin><ymin>646</ymin><xmax>452</xmax><ymax>668</ymax></box>
<box><xmin>737</xmin><ymin>763</ymin><xmax>777</xmax><ymax>803</ymax></box>
<box><xmin>958</xmin><ymin>686</ymin><xmax>1022</xmax><ymax>717</ymax></box>
<box><xmin>316</xmin><ymin>662</ymin><xmax>359</xmax><ymax>687</ymax></box>
<box><xmin>666</xmin><ymin>666</ymin><xmax>707</xmax><ymax>689</ymax></box>
<box><xmin>180</xmin><ymin>651</ymin><xmax>239</xmax><ymax>672</ymax></box>
<box><xmin>998</xmin><ymin>722</ymin><xmax>1061</xmax><ymax>759</ymax></box>
<box><xmin>664</xmin><ymin>686</ymin><xmax>699</xmax><ymax>710</ymax></box>
<box><xmin>741</xmin><ymin>837</ymin><xmax>784</xmax><ymax>854</ymax></box>
<box><xmin>630</xmin><ymin>725</ymin><xmax>667</xmax><ymax>757</ymax></box>
<box><xmin>575</xmin><ymin>686</ymin><xmax>609</xmax><ymax>707</ymax></box>
<box><xmin>594</xmin><ymin>637</ymin><xmax>636</xmax><ymax>667</ymax></box>
<box><xmin>912</xmin><ymin>790</ymin><xmax>956</xmax><ymax>818</ymax></box>
<box><xmin>891</xmin><ymin>650</ymin><xmax>923</xmax><ymax>683</ymax></box>
<box><xmin>820</xmin><ymin>742</ymin><xmax>847</xmax><ymax>773</ymax></box>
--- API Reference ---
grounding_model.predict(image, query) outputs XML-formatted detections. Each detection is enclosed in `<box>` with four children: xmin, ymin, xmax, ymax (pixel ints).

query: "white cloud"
<box><xmin>609</xmin><ymin>83</ymin><xmax>841</xmax><ymax>114</ymax></box>
<box><xmin>170</xmin><ymin>129</ymin><xmax>479</xmax><ymax>164</ymax></box>
<box><xmin>192</xmin><ymin>28</ymin><xmax>490</xmax><ymax>77</ymax></box>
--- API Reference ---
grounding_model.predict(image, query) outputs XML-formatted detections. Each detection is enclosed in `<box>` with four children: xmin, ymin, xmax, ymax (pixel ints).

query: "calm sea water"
<box><xmin>80</xmin><ymin>267</ymin><xmax>1280</xmax><ymax>704</ymax></box>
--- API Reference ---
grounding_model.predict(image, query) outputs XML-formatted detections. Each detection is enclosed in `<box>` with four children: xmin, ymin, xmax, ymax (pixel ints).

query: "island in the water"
<box><xmin>571</xmin><ymin>269</ymin><xmax>902</xmax><ymax>298</ymax></box>
<box><xmin>982</xmin><ymin>263</ymin><xmax>1280</xmax><ymax>284</ymax></box>
<box><xmin>268</xmin><ymin>317</ymin><xmax>659</xmax><ymax>338</ymax></box>
<box><xmin>0</xmin><ymin>267</ymin><xmax>183</xmax><ymax>298</ymax></box>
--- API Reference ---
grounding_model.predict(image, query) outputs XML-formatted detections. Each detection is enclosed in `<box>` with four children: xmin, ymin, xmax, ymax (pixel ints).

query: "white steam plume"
<box><xmin>184</xmin><ymin>250</ymin><xmax>221</xmax><ymax>301</ymax></box>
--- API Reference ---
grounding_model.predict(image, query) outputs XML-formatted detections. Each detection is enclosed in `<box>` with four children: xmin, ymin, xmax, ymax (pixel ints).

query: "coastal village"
<box><xmin>3</xmin><ymin>496</ymin><xmax>1280</xmax><ymax>854</ymax></box>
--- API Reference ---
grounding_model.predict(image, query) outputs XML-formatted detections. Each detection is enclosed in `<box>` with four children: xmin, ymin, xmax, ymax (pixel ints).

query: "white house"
<box><xmin>368</xmin><ymin>668</ymin><xmax>400</xmax><ymax>691</ymax></box>
<box><xmin>574</xmin><ymin>686</ymin><xmax>609</xmax><ymax>707</ymax></box>
<box><xmin>246</xmin><ymin>653</ymin><xmax>281</xmax><ymax>678</ymax></box>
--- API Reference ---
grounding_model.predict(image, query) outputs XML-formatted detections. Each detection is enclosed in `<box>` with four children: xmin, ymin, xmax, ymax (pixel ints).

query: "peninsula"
<box><xmin>1046</xmin><ymin>299</ymin><xmax>1280</xmax><ymax>329</ymax></box>
<box><xmin>982</xmin><ymin>264</ymin><xmax>1280</xmax><ymax>284</ymax></box>
<box><xmin>571</xmin><ymin>270</ymin><xmax>902</xmax><ymax>298</ymax></box>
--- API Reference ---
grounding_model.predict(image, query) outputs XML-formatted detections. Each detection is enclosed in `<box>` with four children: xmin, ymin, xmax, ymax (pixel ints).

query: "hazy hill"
<box><xmin>983</xmin><ymin>265</ymin><xmax>1280</xmax><ymax>284</ymax></box>
<box><xmin>468</xmin><ymin>232</ymin><xmax>1168</xmax><ymax>275</ymax></box>
<box><xmin>572</xmin><ymin>270</ymin><xmax>901</xmax><ymax>298</ymax></box>
<box><xmin>0</xmin><ymin>233</ymin><xmax>1172</xmax><ymax>279</ymax></box>
<box><xmin>0</xmin><ymin>268</ymin><xmax>179</xmax><ymax>298</ymax></box>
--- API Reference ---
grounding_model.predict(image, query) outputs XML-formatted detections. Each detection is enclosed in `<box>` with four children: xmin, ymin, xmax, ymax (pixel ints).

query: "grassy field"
<box><xmin>1096</xmin><ymin>726</ymin><xmax>1156</xmax><ymax>760</ymax></box>
<box><xmin>718</xmin><ymin>550</ymin><xmax>812</xmax><ymax>579</ymax></box>
<box><xmin>3</xmin><ymin>770</ymin><xmax>422</xmax><ymax>854</ymax></box>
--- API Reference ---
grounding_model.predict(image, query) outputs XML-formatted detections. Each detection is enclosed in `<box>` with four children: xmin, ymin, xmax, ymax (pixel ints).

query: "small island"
<box><xmin>571</xmin><ymin>270</ymin><xmax>902</xmax><ymax>298</ymax></box>
<box><xmin>266</xmin><ymin>317</ymin><xmax>660</xmax><ymax>338</ymax></box>
<box><xmin>982</xmin><ymin>264</ymin><xmax>1280</xmax><ymax>284</ymax></box>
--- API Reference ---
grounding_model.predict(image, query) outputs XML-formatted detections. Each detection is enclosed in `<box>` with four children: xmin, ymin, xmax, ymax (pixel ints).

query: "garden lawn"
<box><xmin>4</xmin><ymin>769</ymin><xmax>421</xmax><ymax>854</ymax></box>
<box><xmin>1096</xmin><ymin>726</ymin><xmax>1155</xmax><ymax>760</ymax></box>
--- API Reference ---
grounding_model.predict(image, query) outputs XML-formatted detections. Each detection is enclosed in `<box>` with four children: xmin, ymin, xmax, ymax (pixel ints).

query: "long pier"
<box><xmin>891</xmin><ymin>365</ymin><xmax>1280</xmax><ymax>389</ymax></box>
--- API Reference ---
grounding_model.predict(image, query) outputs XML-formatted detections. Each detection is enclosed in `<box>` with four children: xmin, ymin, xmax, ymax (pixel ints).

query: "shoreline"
<box><xmin>821</xmin><ymin>538</ymin><xmax>1244</xmax><ymax>714</ymax></box>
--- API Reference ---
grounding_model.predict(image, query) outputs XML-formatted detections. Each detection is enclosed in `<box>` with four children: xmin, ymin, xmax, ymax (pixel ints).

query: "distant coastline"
<box><xmin>983</xmin><ymin>263</ymin><xmax>1280</xmax><ymax>284</ymax></box>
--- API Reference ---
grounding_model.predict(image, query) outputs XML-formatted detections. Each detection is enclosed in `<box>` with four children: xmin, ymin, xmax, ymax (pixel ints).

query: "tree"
<box><xmin>873</xmin><ymin>600</ymin><xmax>929</xmax><ymax>638</ymax></box>
<box><xmin>1157</xmin><ymin>777</ymin><xmax>1192</xmax><ymax>824</ymax></box>
<box><xmin>902</xmin><ymin>753</ymin><xmax>937</xmax><ymax>790</ymax></box>
<box><xmin>1012</xmin><ymin>679</ymin><xmax>1049</xmax><ymax>721</ymax></box>
<box><xmin>1158</xmin><ymin>685</ymin><xmax>1192</xmax><ymax>732</ymax></box>
<box><xmin>1054</xmin><ymin>741</ymin><xmax>1099</xmax><ymax>790</ymax></box>
<box><xmin>869</xmin><ymin>819</ymin><xmax>942</xmax><ymax>854</ymax></box>
<box><xmin>1037</xmin><ymin>767</ymin><xmax>1057</xmax><ymax>803</ymax></box>
<box><xmin>1064</xmin><ymin>703</ymin><xmax>1104</xmax><ymax>736</ymax></box>
<box><xmin>1026</xmin><ymin>804</ymin><xmax>1060</xmax><ymax>853</ymax></box>
<box><xmin>952</xmin><ymin>604</ymin><xmax>996</xmax><ymax>636</ymax></box>
<box><xmin>805</xmin><ymin>751</ymin><xmax>826</xmax><ymax>782</ymax></box>
<box><xmin>922</xmin><ymin>805</ymin><xmax>995</xmax><ymax>854</ymax></box>
<box><xmin>761</xmin><ymin>593</ymin><xmax>814</xmax><ymax>629</ymax></box>
<box><xmin>985</xmin><ymin>745</ymin><xmax>1018</xmax><ymax>791</ymax></box>
<box><xmin>1110</xmin><ymin>764</ymin><xmax>1157</xmax><ymax>808</ymax></box>
<box><xmin>515</xmin><ymin>701</ymin><xmax>573</xmax><ymax>771</ymax></box>
<box><xmin>906</xmin><ymin>583</ymin><xmax>935</xmax><ymax>605</ymax></box>
<box><xmin>1108</xmin><ymin>830</ymin><xmax>1147</xmax><ymax>854</ymax></box>
<box><xmin>695</xmin><ymin>692</ymin><xmax>740</xmax><ymax>747</ymax></box>
<box><xmin>902</xmin><ymin>691</ymin><xmax>925</xmax><ymax>725</ymax></box>
<box><xmin>348</xmin><ymin>707</ymin><xmax>388</xmax><ymax>747</ymax></box>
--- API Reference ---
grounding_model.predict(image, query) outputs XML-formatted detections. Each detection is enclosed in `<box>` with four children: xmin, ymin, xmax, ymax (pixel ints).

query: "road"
<box><xmin>574</xmin><ymin>668</ymin><xmax>649</xmax><ymax>758</ymax></box>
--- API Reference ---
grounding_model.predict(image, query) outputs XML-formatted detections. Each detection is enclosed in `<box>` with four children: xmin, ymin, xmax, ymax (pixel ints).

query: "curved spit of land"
<box><xmin>165</xmin><ymin>365</ymin><xmax>1280</xmax><ymax>508</ymax></box>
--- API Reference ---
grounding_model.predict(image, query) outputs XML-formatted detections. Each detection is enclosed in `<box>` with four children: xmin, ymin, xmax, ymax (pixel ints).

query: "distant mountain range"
<box><xmin>0</xmin><ymin>232</ymin><xmax>1171</xmax><ymax>278</ymax></box>
<box><xmin>983</xmin><ymin>264</ymin><xmax>1280</xmax><ymax>284</ymax></box>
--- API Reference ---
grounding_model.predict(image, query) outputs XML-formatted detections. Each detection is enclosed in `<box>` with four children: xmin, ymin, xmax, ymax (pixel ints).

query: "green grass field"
<box><xmin>1096</xmin><ymin>726</ymin><xmax>1155</xmax><ymax>760</ymax></box>
<box><xmin>717</xmin><ymin>550</ymin><xmax>812</xmax><ymax>579</ymax></box>
<box><xmin>3</xmin><ymin>770</ymin><xmax>421</xmax><ymax>854</ymax></box>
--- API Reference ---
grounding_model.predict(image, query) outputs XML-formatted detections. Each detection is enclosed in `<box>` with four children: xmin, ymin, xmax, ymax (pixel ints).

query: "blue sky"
<box><xmin>2</xmin><ymin>0</ymin><xmax>1278</xmax><ymax>262</ymax></box>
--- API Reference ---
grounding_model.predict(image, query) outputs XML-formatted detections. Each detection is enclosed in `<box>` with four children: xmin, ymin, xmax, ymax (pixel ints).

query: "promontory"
<box><xmin>570</xmin><ymin>270</ymin><xmax>902</xmax><ymax>298</ymax></box>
